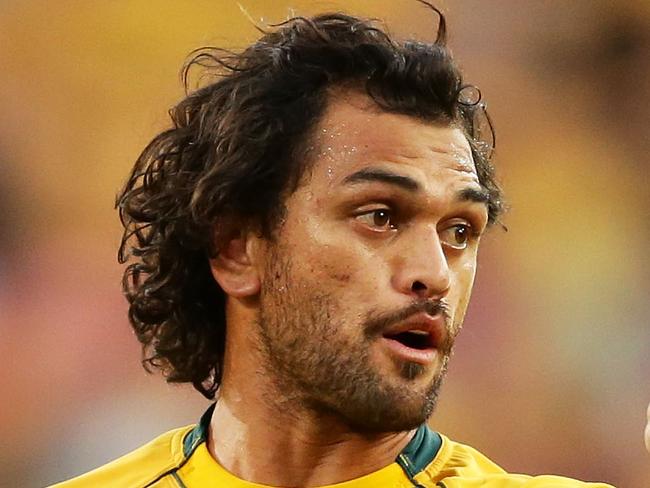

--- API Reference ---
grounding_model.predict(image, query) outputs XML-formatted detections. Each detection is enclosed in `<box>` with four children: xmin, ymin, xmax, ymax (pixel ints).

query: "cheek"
<box><xmin>306</xmin><ymin>242</ymin><xmax>366</xmax><ymax>289</ymax></box>
<box><xmin>283</xmin><ymin>215</ymin><xmax>383</xmax><ymax>294</ymax></box>
<box><xmin>458</xmin><ymin>259</ymin><xmax>478</xmax><ymax>290</ymax></box>
<box><xmin>450</xmin><ymin>259</ymin><xmax>478</xmax><ymax>319</ymax></box>
<box><xmin>646</xmin><ymin>405</ymin><xmax>650</xmax><ymax>452</ymax></box>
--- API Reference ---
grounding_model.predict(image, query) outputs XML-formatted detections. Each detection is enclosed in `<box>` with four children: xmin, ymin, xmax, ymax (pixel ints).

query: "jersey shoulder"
<box><xmin>422</xmin><ymin>434</ymin><xmax>507</xmax><ymax>480</ymax></box>
<box><xmin>427</xmin><ymin>435</ymin><xmax>615</xmax><ymax>488</ymax></box>
<box><xmin>438</xmin><ymin>473</ymin><xmax>616</xmax><ymax>487</ymax></box>
<box><xmin>48</xmin><ymin>424</ymin><xmax>194</xmax><ymax>488</ymax></box>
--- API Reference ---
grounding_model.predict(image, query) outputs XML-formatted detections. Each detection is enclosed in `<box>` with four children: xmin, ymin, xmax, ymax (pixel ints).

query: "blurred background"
<box><xmin>1</xmin><ymin>1</ymin><xmax>648</xmax><ymax>486</ymax></box>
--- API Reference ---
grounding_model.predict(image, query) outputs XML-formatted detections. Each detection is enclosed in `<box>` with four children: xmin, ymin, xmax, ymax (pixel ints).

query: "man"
<box><xmin>53</xmin><ymin>5</ymin><xmax>616</xmax><ymax>488</ymax></box>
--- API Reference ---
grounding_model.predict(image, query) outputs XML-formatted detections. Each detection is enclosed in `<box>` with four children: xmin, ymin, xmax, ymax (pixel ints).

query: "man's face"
<box><xmin>256</xmin><ymin>93</ymin><xmax>489</xmax><ymax>433</ymax></box>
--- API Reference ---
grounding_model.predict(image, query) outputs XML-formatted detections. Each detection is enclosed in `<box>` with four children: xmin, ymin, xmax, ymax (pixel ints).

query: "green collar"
<box><xmin>183</xmin><ymin>403</ymin><xmax>442</xmax><ymax>482</ymax></box>
<box><xmin>182</xmin><ymin>403</ymin><xmax>215</xmax><ymax>458</ymax></box>
<box><xmin>395</xmin><ymin>423</ymin><xmax>442</xmax><ymax>483</ymax></box>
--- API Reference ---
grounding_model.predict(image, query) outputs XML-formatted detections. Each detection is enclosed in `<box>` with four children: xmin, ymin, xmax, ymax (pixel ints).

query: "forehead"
<box><xmin>307</xmin><ymin>91</ymin><xmax>477</xmax><ymax>186</ymax></box>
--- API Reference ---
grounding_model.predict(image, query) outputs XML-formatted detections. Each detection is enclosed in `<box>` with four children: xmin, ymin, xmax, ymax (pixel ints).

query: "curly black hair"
<box><xmin>117</xmin><ymin>3</ymin><xmax>503</xmax><ymax>399</ymax></box>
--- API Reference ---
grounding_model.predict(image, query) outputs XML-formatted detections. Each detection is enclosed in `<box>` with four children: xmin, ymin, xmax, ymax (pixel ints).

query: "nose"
<box><xmin>392</xmin><ymin>230</ymin><xmax>451</xmax><ymax>300</ymax></box>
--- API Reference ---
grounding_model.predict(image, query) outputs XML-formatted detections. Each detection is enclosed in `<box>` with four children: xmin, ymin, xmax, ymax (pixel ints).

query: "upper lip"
<box><xmin>381</xmin><ymin>312</ymin><xmax>447</xmax><ymax>349</ymax></box>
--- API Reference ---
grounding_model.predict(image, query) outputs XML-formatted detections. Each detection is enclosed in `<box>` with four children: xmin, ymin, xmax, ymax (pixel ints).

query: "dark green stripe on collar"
<box><xmin>396</xmin><ymin>424</ymin><xmax>443</xmax><ymax>480</ymax></box>
<box><xmin>182</xmin><ymin>403</ymin><xmax>215</xmax><ymax>458</ymax></box>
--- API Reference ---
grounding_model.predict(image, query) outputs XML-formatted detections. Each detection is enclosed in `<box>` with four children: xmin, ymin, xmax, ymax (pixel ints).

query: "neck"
<box><xmin>207</xmin><ymin>303</ymin><xmax>417</xmax><ymax>486</ymax></box>
<box><xmin>208</xmin><ymin>383</ymin><xmax>414</xmax><ymax>487</ymax></box>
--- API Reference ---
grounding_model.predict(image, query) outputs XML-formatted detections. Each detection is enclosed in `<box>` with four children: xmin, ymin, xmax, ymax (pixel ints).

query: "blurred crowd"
<box><xmin>1</xmin><ymin>1</ymin><xmax>648</xmax><ymax>486</ymax></box>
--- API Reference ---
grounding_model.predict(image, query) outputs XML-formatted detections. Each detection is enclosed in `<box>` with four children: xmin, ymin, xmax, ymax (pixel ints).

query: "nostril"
<box><xmin>411</xmin><ymin>280</ymin><xmax>427</xmax><ymax>292</ymax></box>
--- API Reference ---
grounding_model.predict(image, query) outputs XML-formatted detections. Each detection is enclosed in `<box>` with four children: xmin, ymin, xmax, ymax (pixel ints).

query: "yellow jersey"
<box><xmin>51</xmin><ymin>405</ymin><xmax>615</xmax><ymax>488</ymax></box>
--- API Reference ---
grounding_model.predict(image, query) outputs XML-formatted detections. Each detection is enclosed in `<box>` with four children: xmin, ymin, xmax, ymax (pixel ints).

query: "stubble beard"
<box><xmin>256</xmin><ymin>246</ymin><xmax>454</xmax><ymax>434</ymax></box>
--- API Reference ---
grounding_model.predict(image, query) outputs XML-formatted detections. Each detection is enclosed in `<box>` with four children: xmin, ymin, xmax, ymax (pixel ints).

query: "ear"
<box><xmin>209</xmin><ymin>231</ymin><xmax>261</xmax><ymax>299</ymax></box>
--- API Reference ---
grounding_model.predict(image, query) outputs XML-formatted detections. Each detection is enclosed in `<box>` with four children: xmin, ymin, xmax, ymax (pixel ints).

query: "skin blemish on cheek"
<box><xmin>332</xmin><ymin>273</ymin><xmax>351</xmax><ymax>283</ymax></box>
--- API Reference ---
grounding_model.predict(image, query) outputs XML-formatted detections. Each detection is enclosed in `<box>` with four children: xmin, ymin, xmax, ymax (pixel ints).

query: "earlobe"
<box><xmin>209</xmin><ymin>234</ymin><xmax>261</xmax><ymax>298</ymax></box>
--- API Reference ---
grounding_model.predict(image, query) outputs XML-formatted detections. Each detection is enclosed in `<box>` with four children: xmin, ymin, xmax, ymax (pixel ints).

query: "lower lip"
<box><xmin>380</xmin><ymin>337</ymin><xmax>439</xmax><ymax>364</ymax></box>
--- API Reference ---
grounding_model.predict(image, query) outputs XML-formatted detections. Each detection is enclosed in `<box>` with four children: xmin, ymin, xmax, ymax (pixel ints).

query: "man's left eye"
<box><xmin>439</xmin><ymin>224</ymin><xmax>473</xmax><ymax>250</ymax></box>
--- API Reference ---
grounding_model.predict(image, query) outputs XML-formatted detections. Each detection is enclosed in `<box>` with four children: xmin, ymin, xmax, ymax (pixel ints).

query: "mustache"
<box><xmin>363</xmin><ymin>300</ymin><xmax>452</xmax><ymax>339</ymax></box>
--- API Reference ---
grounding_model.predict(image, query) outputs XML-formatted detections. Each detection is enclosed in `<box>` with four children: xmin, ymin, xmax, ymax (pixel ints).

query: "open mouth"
<box><xmin>383</xmin><ymin>330</ymin><xmax>434</xmax><ymax>350</ymax></box>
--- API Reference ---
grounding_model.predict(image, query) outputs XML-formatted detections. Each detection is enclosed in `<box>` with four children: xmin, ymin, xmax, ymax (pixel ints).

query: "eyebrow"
<box><xmin>341</xmin><ymin>168</ymin><xmax>420</xmax><ymax>192</ymax></box>
<box><xmin>341</xmin><ymin>167</ymin><xmax>491</xmax><ymax>209</ymax></box>
<box><xmin>456</xmin><ymin>187</ymin><xmax>491</xmax><ymax>206</ymax></box>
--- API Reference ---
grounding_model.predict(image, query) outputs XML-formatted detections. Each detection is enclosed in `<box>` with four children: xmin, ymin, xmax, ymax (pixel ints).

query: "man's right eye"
<box><xmin>355</xmin><ymin>209</ymin><xmax>397</xmax><ymax>231</ymax></box>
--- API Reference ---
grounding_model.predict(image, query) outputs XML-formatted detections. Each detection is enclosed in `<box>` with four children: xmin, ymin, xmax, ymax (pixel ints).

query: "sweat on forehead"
<box><xmin>306</xmin><ymin>92</ymin><xmax>476</xmax><ymax>180</ymax></box>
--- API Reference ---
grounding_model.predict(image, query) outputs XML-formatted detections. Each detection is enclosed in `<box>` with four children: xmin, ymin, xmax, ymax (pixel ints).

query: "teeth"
<box><xmin>408</xmin><ymin>330</ymin><xmax>429</xmax><ymax>335</ymax></box>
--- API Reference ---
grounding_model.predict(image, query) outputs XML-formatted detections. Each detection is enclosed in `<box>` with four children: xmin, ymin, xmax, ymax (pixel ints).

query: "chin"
<box><xmin>346</xmin><ymin>393</ymin><xmax>439</xmax><ymax>434</ymax></box>
<box><xmin>337</xmin><ymin>370</ymin><xmax>446</xmax><ymax>434</ymax></box>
